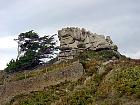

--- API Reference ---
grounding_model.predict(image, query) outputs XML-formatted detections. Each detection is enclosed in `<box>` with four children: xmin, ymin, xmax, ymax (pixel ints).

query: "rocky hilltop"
<box><xmin>0</xmin><ymin>27</ymin><xmax>140</xmax><ymax>105</ymax></box>
<box><xmin>58</xmin><ymin>27</ymin><xmax>117</xmax><ymax>61</ymax></box>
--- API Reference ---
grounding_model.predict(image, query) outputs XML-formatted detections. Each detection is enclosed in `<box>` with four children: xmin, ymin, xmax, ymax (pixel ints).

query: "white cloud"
<box><xmin>0</xmin><ymin>36</ymin><xmax>17</xmax><ymax>70</ymax></box>
<box><xmin>0</xmin><ymin>36</ymin><xmax>17</xmax><ymax>48</ymax></box>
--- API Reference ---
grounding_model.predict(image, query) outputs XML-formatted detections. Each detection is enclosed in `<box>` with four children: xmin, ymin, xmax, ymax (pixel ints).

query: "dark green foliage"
<box><xmin>5</xmin><ymin>31</ymin><xmax>57</xmax><ymax>73</ymax></box>
<box><xmin>5</xmin><ymin>51</ymin><xmax>40</xmax><ymax>73</ymax></box>
<box><xmin>8</xmin><ymin>91</ymin><xmax>59</xmax><ymax>105</ymax></box>
<box><xmin>79</xmin><ymin>50</ymin><xmax>120</xmax><ymax>61</ymax></box>
<box><xmin>21</xmin><ymin>91</ymin><xmax>59</xmax><ymax>105</ymax></box>
<box><xmin>60</xmin><ymin>75</ymin><xmax>101</xmax><ymax>105</ymax></box>
<box><xmin>113</xmin><ymin>66</ymin><xmax>140</xmax><ymax>96</ymax></box>
<box><xmin>5</xmin><ymin>59</ymin><xmax>17</xmax><ymax>73</ymax></box>
<box><xmin>63</xmin><ymin>89</ymin><xmax>94</xmax><ymax>105</ymax></box>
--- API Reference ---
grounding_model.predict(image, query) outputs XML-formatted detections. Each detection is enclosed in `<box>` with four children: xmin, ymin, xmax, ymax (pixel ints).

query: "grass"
<box><xmin>6</xmin><ymin>61</ymin><xmax>73</xmax><ymax>82</ymax></box>
<box><xmin>0</xmin><ymin>72</ymin><xmax>5</xmax><ymax>85</ymax></box>
<box><xmin>6</xmin><ymin>50</ymin><xmax>121</xmax><ymax>82</ymax></box>
<box><xmin>112</xmin><ymin>66</ymin><xmax>140</xmax><ymax>96</ymax></box>
<box><xmin>5</xmin><ymin>50</ymin><xmax>140</xmax><ymax>105</ymax></box>
<box><xmin>9</xmin><ymin>90</ymin><xmax>59</xmax><ymax>105</ymax></box>
<box><xmin>8</xmin><ymin>80</ymin><xmax>77</xmax><ymax>105</ymax></box>
<box><xmin>95</xmin><ymin>60</ymin><xmax>140</xmax><ymax>104</ymax></box>
<box><xmin>0</xmin><ymin>79</ymin><xmax>4</xmax><ymax>85</ymax></box>
<box><xmin>78</xmin><ymin>50</ymin><xmax>121</xmax><ymax>61</ymax></box>
<box><xmin>8</xmin><ymin>59</ymin><xmax>140</xmax><ymax>105</ymax></box>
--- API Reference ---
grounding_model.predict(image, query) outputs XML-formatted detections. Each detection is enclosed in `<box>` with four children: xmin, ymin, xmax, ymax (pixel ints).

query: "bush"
<box><xmin>5</xmin><ymin>51</ymin><xmax>40</xmax><ymax>73</ymax></box>
<box><xmin>81</xmin><ymin>60</ymin><xmax>100</xmax><ymax>76</ymax></box>
<box><xmin>5</xmin><ymin>59</ymin><xmax>17</xmax><ymax>73</ymax></box>
<box><xmin>113</xmin><ymin>66</ymin><xmax>140</xmax><ymax>96</ymax></box>
<box><xmin>79</xmin><ymin>50</ymin><xmax>120</xmax><ymax>61</ymax></box>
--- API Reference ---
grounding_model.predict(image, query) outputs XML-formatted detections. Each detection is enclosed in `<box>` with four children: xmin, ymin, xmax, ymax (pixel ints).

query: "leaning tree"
<box><xmin>5</xmin><ymin>30</ymin><xmax>58</xmax><ymax>73</ymax></box>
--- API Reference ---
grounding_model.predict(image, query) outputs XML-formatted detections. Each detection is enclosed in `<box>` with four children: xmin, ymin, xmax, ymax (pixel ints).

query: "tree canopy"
<box><xmin>5</xmin><ymin>30</ymin><xmax>58</xmax><ymax>73</ymax></box>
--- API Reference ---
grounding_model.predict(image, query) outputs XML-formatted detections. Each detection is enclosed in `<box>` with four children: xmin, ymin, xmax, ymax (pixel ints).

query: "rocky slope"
<box><xmin>0</xmin><ymin>27</ymin><xmax>140</xmax><ymax>105</ymax></box>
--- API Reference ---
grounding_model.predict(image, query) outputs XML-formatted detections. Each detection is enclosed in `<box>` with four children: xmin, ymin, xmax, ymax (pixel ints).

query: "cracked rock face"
<box><xmin>58</xmin><ymin>27</ymin><xmax>118</xmax><ymax>61</ymax></box>
<box><xmin>58</xmin><ymin>27</ymin><xmax>117</xmax><ymax>50</ymax></box>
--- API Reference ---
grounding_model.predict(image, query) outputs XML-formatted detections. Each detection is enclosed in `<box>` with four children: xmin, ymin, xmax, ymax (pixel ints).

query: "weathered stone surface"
<box><xmin>58</xmin><ymin>27</ymin><xmax>118</xmax><ymax>61</ymax></box>
<box><xmin>58</xmin><ymin>27</ymin><xmax>116</xmax><ymax>50</ymax></box>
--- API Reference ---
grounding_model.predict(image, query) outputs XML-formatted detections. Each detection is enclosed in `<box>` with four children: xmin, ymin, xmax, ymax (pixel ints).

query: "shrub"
<box><xmin>112</xmin><ymin>66</ymin><xmax>140</xmax><ymax>96</ymax></box>
<box><xmin>9</xmin><ymin>91</ymin><xmax>59</xmax><ymax>105</ymax></box>
<box><xmin>79</xmin><ymin>50</ymin><xmax>120</xmax><ymax>62</ymax></box>
<box><xmin>80</xmin><ymin>60</ymin><xmax>100</xmax><ymax>76</ymax></box>
<box><xmin>5</xmin><ymin>59</ymin><xmax>17</xmax><ymax>73</ymax></box>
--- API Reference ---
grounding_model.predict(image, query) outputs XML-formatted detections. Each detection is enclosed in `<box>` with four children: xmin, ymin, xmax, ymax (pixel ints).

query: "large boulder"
<box><xmin>58</xmin><ymin>27</ymin><xmax>117</xmax><ymax>50</ymax></box>
<box><xmin>58</xmin><ymin>27</ymin><xmax>118</xmax><ymax>61</ymax></box>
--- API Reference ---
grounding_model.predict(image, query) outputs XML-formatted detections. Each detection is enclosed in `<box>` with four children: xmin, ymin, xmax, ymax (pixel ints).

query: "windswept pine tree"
<box><xmin>5</xmin><ymin>30</ymin><xmax>58</xmax><ymax>73</ymax></box>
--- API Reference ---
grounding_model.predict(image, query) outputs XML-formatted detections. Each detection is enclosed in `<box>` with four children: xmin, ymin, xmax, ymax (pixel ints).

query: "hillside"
<box><xmin>0</xmin><ymin>27</ymin><xmax>140</xmax><ymax>105</ymax></box>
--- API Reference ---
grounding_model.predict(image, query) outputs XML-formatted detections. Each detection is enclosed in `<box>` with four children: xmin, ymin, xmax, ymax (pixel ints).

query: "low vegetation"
<box><xmin>3</xmin><ymin>49</ymin><xmax>140</xmax><ymax>105</ymax></box>
<box><xmin>5</xmin><ymin>61</ymin><xmax>73</xmax><ymax>83</ymax></box>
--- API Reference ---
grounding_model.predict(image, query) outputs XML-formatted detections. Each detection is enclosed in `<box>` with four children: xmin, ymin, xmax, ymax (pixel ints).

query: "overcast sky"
<box><xmin>0</xmin><ymin>0</ymin><xmax>140</xmax><ymax>69</ymax></box>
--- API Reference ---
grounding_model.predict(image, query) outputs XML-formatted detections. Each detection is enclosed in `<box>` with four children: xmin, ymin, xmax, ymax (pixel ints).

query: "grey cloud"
<box><xmin>0</xmin><ymin>0</ymin><xmax>140</xmax><ymax>69</ymax></box>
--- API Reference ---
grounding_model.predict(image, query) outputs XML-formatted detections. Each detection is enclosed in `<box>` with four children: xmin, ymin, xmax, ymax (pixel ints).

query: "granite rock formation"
<box><xmin>58</xmin><ymin>27</ymin><xmax>118</xmax><ymax>61</ymax></box>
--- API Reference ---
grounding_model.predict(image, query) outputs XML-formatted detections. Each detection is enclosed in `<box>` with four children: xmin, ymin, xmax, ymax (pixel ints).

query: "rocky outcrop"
<box><xmin>58</xmin><ymin>27</ymin><xmax>118</xmax><ymax>61</ymax></box>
